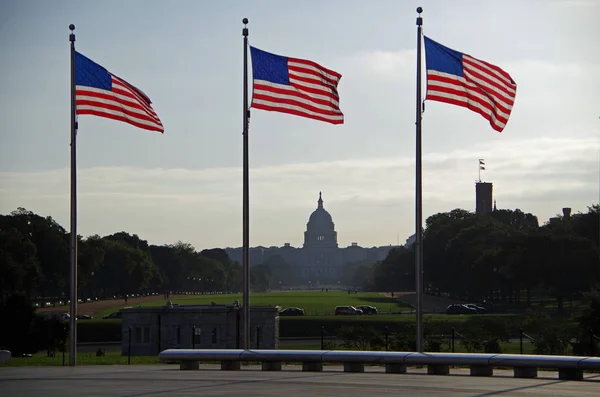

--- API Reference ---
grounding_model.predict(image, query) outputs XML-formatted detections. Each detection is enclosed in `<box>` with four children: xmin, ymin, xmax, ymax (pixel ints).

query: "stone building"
<box><xmin>121</xmin><ymin>303</ymin><xmax>279</xmax><ymax>356</ymax></box>
<box><xmin>225</xmin><ymin>192</ymin><xmax>401</xmax><ymax>283</ymax></box>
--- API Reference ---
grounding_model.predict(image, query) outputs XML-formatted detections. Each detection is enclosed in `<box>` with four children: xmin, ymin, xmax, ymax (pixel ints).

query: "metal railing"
<box><xmin>158</xmin><ymin>348</ymin><xmax>600</xmax><ymax>380</ymax></box>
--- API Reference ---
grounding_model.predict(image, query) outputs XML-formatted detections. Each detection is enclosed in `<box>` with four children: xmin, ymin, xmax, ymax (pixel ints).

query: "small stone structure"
<box><xmin>0</xmin><ymin>350</ymin><xmax>11</xmax><ymax>363</ymax></box>
<box><xmin>121</xmin><ymin>303</ymin><xmax>279</xmax><ymax>356</ymax></box>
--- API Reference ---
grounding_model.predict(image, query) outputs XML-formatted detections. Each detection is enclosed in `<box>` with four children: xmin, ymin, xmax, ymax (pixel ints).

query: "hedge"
<box><xmin>75</xmin><ymin>315</ymin><xmax>529</xmax><ymax>343</ymax></box>
<box><xmin>77</xmin><ymin>320</ymin><xmax>121</xmax><ymax>343</ymax></box>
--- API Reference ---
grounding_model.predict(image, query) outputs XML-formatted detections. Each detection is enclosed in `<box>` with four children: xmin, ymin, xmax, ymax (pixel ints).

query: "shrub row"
<box><xmin>76</xmin><ymin>315</ymin><xmax>530</xmax><ymax>343</ymax></box>
<box><xmin>77</xmin><ymin>320</ymin><xmax>122</xmax><ymax>343</ymax></box>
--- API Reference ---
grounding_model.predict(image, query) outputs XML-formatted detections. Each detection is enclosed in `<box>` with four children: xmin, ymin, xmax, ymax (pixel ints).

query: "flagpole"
<box><xmin>242</xmin><ymin>17</ymin><xmax>250</xmax><ymax>350</ymax></box>
<box><xmin>414</xmin><ymin>7</ymin><xmax>424</xmax><ymax>354</ymax></box>
<box><xmin>68</xmin><ymin>23</ymin><xmax>78</xmax><ymax>366</ymax></box>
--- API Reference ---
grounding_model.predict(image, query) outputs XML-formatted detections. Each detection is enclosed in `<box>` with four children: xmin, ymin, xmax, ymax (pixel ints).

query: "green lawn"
<box><xmin>0</xmin><ymin>350</ymin><xmax>160</xmax><ymax>367</ymax></box>
<box><xmin>93</xmin><ymin>291</ymin><xmax>411</xmax><ymax>319</ymax></box>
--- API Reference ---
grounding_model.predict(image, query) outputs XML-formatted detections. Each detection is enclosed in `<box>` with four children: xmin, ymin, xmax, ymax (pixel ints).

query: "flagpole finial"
<box><xmin>242</xmin><ymin>18</ymin><xmax>248</xmax><ymax>37</ymax></box>
<box><xmin>69</xmin><ymin>24</ymin><xmax>75</xmax><ymax>31</ymax></box>
<box><xmin>417</xmin><ymin>6</ymin><xmax>423</xmax><ymax>14</ymax></box>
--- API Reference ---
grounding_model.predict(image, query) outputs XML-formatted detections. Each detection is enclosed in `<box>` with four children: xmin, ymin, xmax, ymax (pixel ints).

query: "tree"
<box><xmin>352</xmin><ymin>264</ymin><xmax>374</xmax><ymax>290</ymax></box>
<box><xmin>0</xmin><ymin>294</ymin><xmax>37</xmax><ymax>355</ymax></box>
<box><xmin>104</xmin><ymin>232</ymin><xmax>149</xmax><ymax>251</ymax></box>
<box><xmin>422</xmin><ymin>209</ymin><xmax>477</xmax><ymax>296</ymax></box>
<box><xmin>149</xmin><ymin>244</ymin><xmax>183</xmax><ymax>292</ymax></box>
<box><xmin>78</xmin><ymin>235</ymin><xmax>106</xmax><ymax>298</ymax></box>
<box><xmin>571</xmin><ymin>205</ymin><xmax>599</xmax><ymax>249</ymax></box>
<box><xmin>201</xmin><ymin>248</ymin><xmax>242</xmax><ymax>292</ymax></box>
<box><xmin>262</xmin><ymin>254</ymin><xmax>295</xmax><ymax>286</ymax></box>
<box><xmin>0</xmin><ymin>226</ymin><xmax>40</xmax><ymax>303</ymax></box>
<box><xmin>537</xmin><ymin>232</ymin><xmax>599</xmax><ymax>311</ymax></box>
<box><xmin>372</xmin><ymin>246</ymin><xmax>414</xmax><ymax>292</ymax></box>
<box><xmin>342</xmin><ymin>259</ymin><xmax>374</xmax><ymax>288</ymax></box>
<box><xmin>6</xmin><ymin>209</ymin><xmax>69</xmax><ymax>301</ymax></box>
<box><xmin>490</xmin><ymin>208</ymin><xmax>539</xmax><ymax>232</ymax></box>
<box><xmin>95</xmin><ymin>239</ymin><xmax>156</xmax><ymax>297</ymax></box>
<box><xmin>251</xmin><ymin>265</ymin><xmax>272</xmax><ymax>292</ymax></box>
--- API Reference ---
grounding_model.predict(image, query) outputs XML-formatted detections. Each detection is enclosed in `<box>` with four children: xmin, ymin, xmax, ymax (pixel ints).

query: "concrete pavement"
<box><xmin>1</xmin><ymin>364</ymin><xmax>599</xmax><ymax>396</ymax></box>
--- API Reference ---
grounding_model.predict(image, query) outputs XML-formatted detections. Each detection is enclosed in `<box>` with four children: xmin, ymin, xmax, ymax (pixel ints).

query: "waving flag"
<box><xmin>424</xmin><ymin>36</ymin><xmax>516</xmax><ymax>132</ymax></box>
<box><xmin>249</xmin><ymin>46</ymin><xmax>343</xmax><ymax>125</ymax></box>
<box><xmin>75</xmin><ymin>52</ymin><xmax>164</xmax><ymax>132</ymax></box>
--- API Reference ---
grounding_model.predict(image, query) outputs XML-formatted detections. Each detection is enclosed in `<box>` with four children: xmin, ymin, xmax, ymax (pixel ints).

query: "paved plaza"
<box><xmin>1</xmin><ymin>365</ymin><xmax>599</xmax><ymax>396</ymax></box>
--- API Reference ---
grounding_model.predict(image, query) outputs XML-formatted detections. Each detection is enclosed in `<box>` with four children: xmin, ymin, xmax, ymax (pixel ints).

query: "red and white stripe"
<box><xmin>426</xmin><ymin>54</ymin><xmax>516</xmax><ymax>132</ymax></box>
<box><xmin>252</xmin><ymin>58</ymin><xmax>344</xmax><ymax>125</ymax></box>
<box><xmin>76</xmin><ymin>74</ymin><xmax>164</xmax><ymax>133</ymax></box>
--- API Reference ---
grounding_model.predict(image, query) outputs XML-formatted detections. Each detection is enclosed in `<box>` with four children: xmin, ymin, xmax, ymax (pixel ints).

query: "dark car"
<box><xmin>102</xmin><ymin>311</ymin><xmax>123</xmax><ymax>319</ymax></box>
<box><xmin>334</xmin><ymin>306</ymin><xmax>362</xmax><ymax>315</ymax></box>
<box><xmin>464</xmin><ymin>303</ymin><xmax>487</xmax><ymax>314</ymax></box>
<box><xmin>446</xmin><ymin>304</ymin><xmax>478</xmax><ymax>315</ymax></box>
<box><xmin>356</xmin><ymin>305</ymin><xmax>378</xmax><ymax>315</ymax></box>
<box><xmin>76</xmin><ymin>314</ymin><xmax>93</xmax><ymax>320</ymax></box>
<box><xmin>279</xmin><ymin>307</ymin><xmax>305</xmax><ymax>316</ymax></box>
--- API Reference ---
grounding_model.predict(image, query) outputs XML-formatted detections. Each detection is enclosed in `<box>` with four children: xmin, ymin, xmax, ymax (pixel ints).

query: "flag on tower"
<box><xmin>479</xmin><ymin>159</ymin><xmax>485</xmax><ymax>170</ymax></box>
<box><xmin>424</xmin><ymin>36</ymin><xmax>516</xmax><ymax>133</ymax></box>
<box><xmin>249</xmin><ymin>46</ymin><xmax>344</xmax><ymax>125</ymax></box>
<box><xmin>75</xmin><ymin>52</ymin><xmax>164</xmax><ymax>132</ymax></box>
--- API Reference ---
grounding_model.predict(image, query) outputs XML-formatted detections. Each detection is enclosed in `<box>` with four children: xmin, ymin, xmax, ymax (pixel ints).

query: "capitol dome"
<box><xmin>308</xmin><ymin>192</ymin><xmax>333</xmax><ymax>225</ymax></box>
<box><xmin>303</xmin><ymin>192</ymin><xmax>338</xmax><ymax>248</ymax></box>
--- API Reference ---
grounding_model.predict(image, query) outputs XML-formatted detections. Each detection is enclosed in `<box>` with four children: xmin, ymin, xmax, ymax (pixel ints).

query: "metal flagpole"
<box><xmin>414</xmin><ymin>7</ymin><xmax>424</xmax><ymax>354</ymax></box>
<box><xmin>242</xmin><ymin>17</ymin><xmax>251</xmax><ymax>350</ymax></box>
<box><xmin>68</xmin><ymin>23</ymin><xmax>78</xmax><ymax>366</ymax></box>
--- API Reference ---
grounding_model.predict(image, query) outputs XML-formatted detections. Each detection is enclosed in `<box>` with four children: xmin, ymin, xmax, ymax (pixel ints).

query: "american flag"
<box><xmin>249</xmin><ymin>46</ymin><xmax>343</xmax><ymax>125</ymax></box>
<box><xmin>75</xmin><ymin>52</ymin><xmax>164</xmax><ymax>133</ymax></box>
<box><xmin>423</xmin><ymin>36</ymin><xmax>516</xmax><ymax>132</ymax></box>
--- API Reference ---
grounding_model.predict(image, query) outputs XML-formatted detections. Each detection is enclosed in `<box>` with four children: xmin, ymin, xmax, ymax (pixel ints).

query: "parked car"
<box><xmin>279</xmin><ymin>307</ymin><xmax>305</xmax><ymax>316</ymax></box>
<box><xmin>356</xmin><ymin>305</ymin><xmax>378</xmax><ymax>315</ymax></box>
<box><xmin>76</xmin><ymin>314</ymin><xmax>93</xmax><ymax>320</ymax></box>
<box><xmin>334</xmin><ymin>306</ymin><xmax>362</xmax><ymax>315</ymax></box>
<box><xmin>102</xmin><ymin>311</ymin><xmax>123</xmax><ymax>319</ymax></box>
<box><xmin>464</xmin><ymin>303</ymin><xmax>487</xmax><ymax>314</ymax></box>
<box><xmin>445</xmin><ymin>304</ymin><xmax>478</xmax><ymax>315</ymax></box>
<box><xmin>48</xmin><ymin>312</ymin><xmax>70</xmax><ymax>321</ymax></box>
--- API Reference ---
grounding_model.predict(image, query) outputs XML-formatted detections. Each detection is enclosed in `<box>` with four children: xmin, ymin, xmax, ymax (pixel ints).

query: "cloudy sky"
<box><xmin>1</xmin><ymin>0</ymin><xmax>599</xmax><ymax>250</ymax></box>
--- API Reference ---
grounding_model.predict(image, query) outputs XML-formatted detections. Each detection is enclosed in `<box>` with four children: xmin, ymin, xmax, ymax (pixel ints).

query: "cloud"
<box><xmin>346</xmin><ymin>49</ymin><xmax>415</xmax><ymax>81</ymax></box>
<box><xmin>552</xmin><ymin>0</ymin><xmax>599</xmax><ymax>8</ymax></box>
<box><xmin>1</xmin><ymin>136</ymin><xmax>598</xmax><ymax>250</ymax></box>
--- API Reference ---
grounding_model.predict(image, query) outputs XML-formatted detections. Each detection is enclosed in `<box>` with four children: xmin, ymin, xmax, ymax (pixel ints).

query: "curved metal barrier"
<box><xmin>158</xmin><ymin>349</ymin><xmax>600</xmax><ymax>380</ymax></box>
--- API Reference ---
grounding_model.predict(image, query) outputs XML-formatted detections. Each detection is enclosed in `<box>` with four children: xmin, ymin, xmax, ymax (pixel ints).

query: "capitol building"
<box><xmin>225</xmin><ymin>192</ymin><xmax>401</xmax><ymax>282</ymax></box>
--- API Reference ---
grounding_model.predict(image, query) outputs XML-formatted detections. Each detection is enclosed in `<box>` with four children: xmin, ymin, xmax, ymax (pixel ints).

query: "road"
<box><xmin>1</xmin><ymin>365</ymin><xmax>598</xmax><ymax>397</ymax></box>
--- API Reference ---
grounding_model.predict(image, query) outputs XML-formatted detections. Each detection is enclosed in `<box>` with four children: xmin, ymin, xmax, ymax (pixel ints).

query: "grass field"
<box><xmin>92</xmin><ymin>291</ymin><xmax>412</xmax><ymax>319</ymax></box>
<box><xmin>0</xmin><ymin>350</ymin><xmax>160</xmax><ymax>367</ymax></box>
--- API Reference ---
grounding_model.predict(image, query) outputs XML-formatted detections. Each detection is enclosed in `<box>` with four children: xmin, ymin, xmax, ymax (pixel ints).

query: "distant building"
<box><xmin>475</xmin><ymin>182</ymin><xmax>493</xmax><ymax>214</ymax></box>
<box><xmin>225</xmin><ymin>192</ymin><xmax>401</xmax><ymax>283</ymax></box>
<box><xmin>121</xmin><ymin>304</ymin><xmax>279</xmax><ymax>356</ymax></box>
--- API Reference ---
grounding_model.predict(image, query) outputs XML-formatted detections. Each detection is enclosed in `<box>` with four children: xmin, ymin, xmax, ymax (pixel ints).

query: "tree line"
<box><xmin>1</xmin><ymin>205</ymin><xmax>598</xmax><ymax>309</ymax></box>
<box><xmin>0</xmin><ymin>207</ymin><xmax>281</xmax><ymax>304</ymax></box>
<box><xmin>361</xmin><ymin>206</ymin><xmax>599</xmax><ymax>311</ymax></box>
